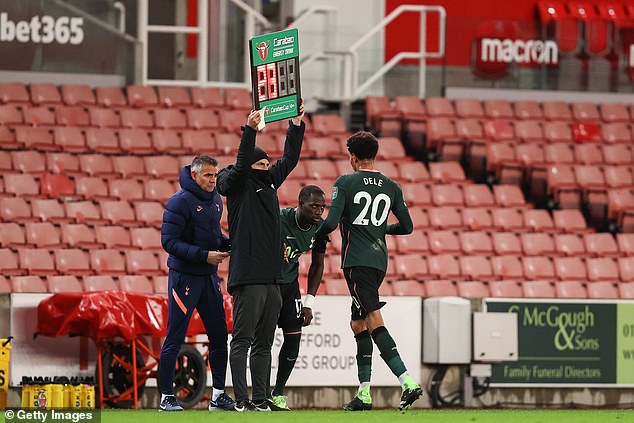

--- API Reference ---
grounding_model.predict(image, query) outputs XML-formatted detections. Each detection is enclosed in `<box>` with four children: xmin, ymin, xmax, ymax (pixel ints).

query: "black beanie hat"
<box><xmin>250</xmin><ymin>146</ymin><xmax>269</xmax><ymax>165</ymax></box>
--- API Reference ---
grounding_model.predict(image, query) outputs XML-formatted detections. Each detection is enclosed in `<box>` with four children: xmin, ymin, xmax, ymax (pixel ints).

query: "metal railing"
<box><xmin>138</xmin><ymin>0</ymin><xmax>272</xmax><ymax>88</ymax></box>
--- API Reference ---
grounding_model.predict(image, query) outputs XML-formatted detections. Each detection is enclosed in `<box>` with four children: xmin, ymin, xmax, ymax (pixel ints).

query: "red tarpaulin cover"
<box><xmin>37</xmin><ymin>291</ymin><xmax>233</xmax><ymax>341</ymax></box>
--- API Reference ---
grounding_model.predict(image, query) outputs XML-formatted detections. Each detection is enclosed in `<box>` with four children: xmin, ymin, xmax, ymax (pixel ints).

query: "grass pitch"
<box><xmin>53</xmin><ymin>409</ymin><xmax>634</xmax><ymax>423</ymax></box>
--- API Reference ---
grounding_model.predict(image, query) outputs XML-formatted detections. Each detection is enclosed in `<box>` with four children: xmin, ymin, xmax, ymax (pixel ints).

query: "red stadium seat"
<box><xmin>523</xmin><ymin>280</ymin><xmax>556</xmax><ymax>298</ymax></box>
<box><xmin>545</xmin><ymin>143</ymin><xmax>574</xmax><ymax>164</ymax></box>
<box><xmin>0</xmin><ymin>276</ymin><xmax>10</xmax><ymax>293</ymax></box>
<box><xmin>191</xmin><ymin>87</ymin><xmax>223</xmax><ymax>108</ymax></box>
<box><xmin>619</xmin><ymin>283</ymin><xmax>634</xmax><ymax>299</ymax></box>
<box><xmin>4</xmin><ymin>173</ymin><xmax>39</xmax><ymax>198</ymax></box>
<box><xmin>158</xmin><ymin>86</ymin><xmax>191</xmax><ymax>107</ymax></box>
<box><xmin>618</xmin><ymin>257</ymin><xmax>634</xmax><ymax>282</ymax></box>
<box><xmin>459</xmin><ymin>256</ymin><xmax>494</xmax><ymax>281</ymax></box>
<box><xmin>186</xmin><ymin>109</ymin><xmax>220</xmax><ymax>130</ymax></box>
<box><xmin>605</xmin><ymin>166</ymin><xmax>634</xmax><ymax>189</ymax></box>
<box><xmin>224</xmin><ymin>88</ymin><xmax>251</xmax><ymax>110</ymax></box>
<box><xmin>144</xmin><ymin>156</ymin><xmax>179</xmax><ymax>179</ymax></box>
<box><xmin>397</xmin><ymin>161</ymin><xmax>430</xmax><ymax>183</ymax></box>
<box><xmin>523</xmin><ymin>209</ymin><xmax>555</xmax><ymax>233</ymax></box>
<box><xmin>455</xmin><ymin>99</ymin><xmax>484</xmax><ymax>118</ymax></box>
<box><xmin>523</xmin><ymin>257</ymin><xmax>555</xmax><ymax>280</ymax></box>
<box><xmin>587</xmin><ymin>257</ymin><xmax>619</xmax><ymax>282</ymax></box>
<box><xmin>40</xmin><ymin>173</ymin><xmax>75</xmax><ymax>199</ymax></box>
<box><xmin>424</xmin><ymin>280</ymin><xmax>458</xmax><ymax>296</ymax></box>
<box><xmin>56</xmin><ymin>106</ymin><xmax>89</xmax><ymax>127</ymax></box>
<box><xmin>462</xmin><ymin>208</ymin><xmax>493</xmax><ymax>231</ymax></box>
<box><xmin>15</xmin><ymin>127</ymin><xmax>55</xmax><ymax>151</ymax></box>
<box><xmin>11</xmin><ymin>276</ymin><xmax>47</xmax><ymax>293</ymax></box>
<box><xmin>311</xmin><ymin>114</ymin><xmax>347</xmax><ymax>135</ymax></box>
<box><xmin>554</xmin><ymin>257</ymin><xmax>587</xmax><ymax>280</ymax></box>
<box><xmin>119</xmin><ymin>275</ymin><xmax>154</xmax><ymax>294</ymax></box>
<box><xmin>391</xmin><ymin>280</ymin><xmax>425</xmax><ymax>296</ymax></box>
<box><xmin>65</xmin><ymin>201</ymin><xmax>105</xmax><ymax>225</ymax></box>
<box><xmin>61</xmin><ymin>224</ymin><xmax>99</xmax><ymax>248</ymax></box>
<box><xmin>31</xmin><ymin>199</ymin><xmax>67</xmax><ymax>223</ymax></box>
<box><xmin>89</xmin><ymin>108</ymin><xmax>120</xmax><ymax>128</ymax></box>
<box><xmin>618</xmin><ymin>234</ymin><xmax>634</xmax><ymax>256</ymax></box>
<box><xmin>134</xmin><ymin>201</ymin><xmax>164</xmax><ymax>227</ymax></box>
<box><xmin>543</xmin><ymin>101</ymin><xmax>572</xmax><ymax>121</ymax></box>
<box><xmin>600</xmin><ymin>103</ymin><xmax>629</xmax><ymax>123</ymax></box>
<box><xmin>0</xmin><ymin>82</ymin><xmax>29</xmax><ymax>103</ymax></box>
<box><xmin>54</xmin><ymin>126</ymin><xmax>87</xmax><ymax>152</ymax></box>
<box><xmin>489</xmin><ymin>280</ymin><xmax>523</xmax><ymax>298</ymax></box>
<box><xmin>429</xmin><ymin>161</ymin><xmax>466</xmax><ymax>184</ymax></box>
<box><xmin>100</xmin><ymin>201</ymin><xmax>137</xmax><ymax>226</ymax></box>
<box><xmin>0</xmin><ymin>104</ymin><xmax>22</xmax><ymax>125</ymax></box>
<box><xmin>0</xmin><ymin>223</ymin><xmax>25</xmax><ymax>248</ymax></box>
<box><xmin>393</xmin><ymin>254</ymin><xmax>428</xmax><ymax>279</ymax></box>
<box><xmin>425</xmin><ymin>98</ymin><xmax>455</xmax><ymax>117</ymax></box>
<box><xmin>587</xmin><ymin>282</ymin><xmax>618</xmax><ymax>299</ymax></box>
<box><xmin>85</xmin><ymin>128</ymin><xmax>120</xmax><ymax>153</ymax></box>
<box><xmin>181</xmin><ymin>130</ymin><xmax>216</xmax><ymax>155</ymax></box>
<box><xmin>484</xmin><ymin>119</ymin><xmax>514</xmax><ymax>141</ymax></box>
<box><xmin>120</xmin><ymin>109</ymin><xmax>154</xmax><ymax>128</ymax></box>
<box><xmin>543</xmin><ymin>121</ymin><xmax>573</xmax><ymax>143</ymax></box>
<box><xmin>90</xmin><ymin>250</ymin><xmax>126</xmax><ymax>275</ymax></box>
<box><xmin>0</xmin><ymin>249</ymin><xmax>23</xmax><ymax>275</ymax></box>
<box><xmin>366</xmin><ymin>96</ymin><xmax>400</xmax><ymax>137</ymax></box>
<box><xmin>0</xmin><ymin>197</ymin><xmax>34</xmax><ymax>222</ymax></box>
<box><xmin>556</xmin><ymin>281</ymin><xmax>587</xmax><ymax>299</ymax></box>
<box><xmin>125</xmin><ymin>250</ymin><xmax>161</xmax><ymax>275</ymax></box>
<box><xmin>574</xmin><ymin>143</ymin><xmax>603</xmax><ymax>165</ymax></box>
<box><xmin>47</xmin><ymin>275</ymin><xmax>83</xmax><ymax>293</ymax></box>
<box><xmin>377</xmin><ymin>137</ymin><xmax>407</xmax><ymax>160</ymax></box>
<box><xmin>25</xmin><ymin>222</ymin><xmax>60</xmax><ymax>248</ymax></box>
<box><xmin>426</xmin><ymin>118</ymin><xmax>461</xmax><ymax>160</ymax></box>
<box><xmin>0</xmin><ymin>126</ymin><xmax>18</xmax><ymax>149</ymax></box>
<box><xmin>30</xmin><ymin>83</ymin><xmax>61</xmax><ymax>104</ymax></box>
<box><xmin>153</xmin><ymin>275</ymin><xmax>168</xmax><ymax>295</ymax></box>
<box><xmin>108</xmin><ymin>179</ymin><xmax>144</xmax><ymax>201</ymax></box>
<box><xmin>553</xmin><ymin>209</ymin><xmax>588</xmax><ymax>233</ymax></box>
<box><xmin>554</xmin><ymin>233</ymin><xmax>585</xmax><ymax>256</ymax></box>
<box><xmin>61</xmin><ymin>84</ymin><xmax>96</xmax><ymax>106</ymax></box>
<box><xmin>457</xmin><ymin>281</ymin><xmax>490</xmax><ymax>298</ymax></box>
<box><xmin>23</xmin><ymin>106</ymin><xmax>56</xmax><ymax>126</ymax></box>
<box><xmin>603</xmin><ymin>145</ymin><xmax>633</xmax><ymax>166</ymax></box>
<box><xmin>584</xmin><ymin>233</ymin><xmax>619</xmax><ymax>257</ymax></box>
<box><xmin>19</xmin><ymin>249</ymin><xmax>56</xmax><ymax>275</ymax></box>
<box><xmin>119</xmin><ymin>129</ymin><xmax>153</xmax><ymax>154</ymax></box>
<box><xmin>514</xmin><ymin>101</ymin><xmax>543</xmax><ymax>120</ymax></box>
<box><xmin>572</xmin><ymin>102</ymin><xmax>600</xmax><ymax>122</ymax></box>
<box><xmin>427</xmin><ymin>255</ymin><xmax>460</xmax><ymax>279</ymax></box>
<box><xmin>55</xmin><ymin>249</ymin><xmax>92</xmax><ymax>275</ymax></box>
<box><xmin>492</xmin><ymin>208</ymin><xmax>524</xmax><ymax>232</ymax></box>
<box><xmin>112</xmin><ymin>156</ymin><xmax>146</xmax><ymax>179</ymax></box>
<box><xmin>127</xmin><ymin>86</ymin><xmax>158</xmax><ymax>107</ymax></box>
<box><xmin>428</xmin><ymin>230</ymin><xmax>461</xmax><ymax>255</ymax></box>
<box><xmin>145</xmin><ymin>180</ymin><xmax>175</xmax><ymax>203</ymax></box>
<box><xmin>46</xmin><ymin>153</ymin><xmax>80</xmax><ymax>176</ymax></box>
<box><xmin>95</xmin><ymin>226</ymin><xmax>132</xmax><ymax>249</ymax></box>
<box><xmin>514</xmin><ymin>121</ymin><xmax>544</xmax><ymax>143</ymax></box>
<box><xmin>428</xmin><ymin>207</ymin><xmax>462</xmax><ymax>230</ymax></box>
<box><xmin>432</xmin><ymin>185</ymin><xmax>463</xmax><ymax>207</ymax></box>
<box><xmin>96</xmin><ymin>86</ymin><xmax>127</xmax><ymax>107</ymax></box>
<box><xmin>463</xmin><ymin>184</ymin><xmax>495</xmax><ymax>208</ymax></box>
<box><xmin>154</xmin><ymin>109</ymin><xmax>187</xmax><ymax>129</ymax></box>
<box><xmin>492</xmin><ymin>232</ymin><xmax>522</xmax><ymax>255</ymax></box>
<box><xmin>602</xmin><ymin>123</ymin><xmax>632</xmax><ymax>144</ymax></box>
<box><xmin>79</xmin><ymin>154</ymin><xmax>115</xmax><ymax>177</ymax></box>
<box><xmin>130</xmin><ymin>227</ymin><xmax>161</xmax><ymax>250</ymax></box>
<box><xmin>460</xmin><ymin>231</ymin><xmax>493</xmax><ymax>255</ymax></box>
<box><xmin>493</xmin><ymin>185</ymin><xmax>525</xmax><ymax>208</ymax></box>
<box><xmin>521</xmin><ymin>233</ymin><xmax>555</xmax><ymax>256</ymax></box>
<box><xmin>484</xmin><ymin>100</ymin><xmax>513</xmax><ymax>119</ymax></box>
<box><xmin>324</xmin><ymin>278</ymin><xmax>349</xmax><ymax>295</ymax></box>
<box><xmin>11</xmin><ymin>151</ymin><xmax>45</xmax><ymax>174</ymax></box>
<box><xmin>83</xmin><ymin>275</ymin><xmax>119</xmax><ymax>291</ymax></box>
<box><xmin>487</xmin><ymin>141</ymin><xmax>521</xmax><ymax>185</ymax></box>
<box><xmin>395</xmin><ymin>231</ymin><xmax>429</xmax><ymax>254</ymax></box>
<box><xmin>572</xmin><ymin>122</ymin><xmax>601</xmax><ymax>143</ymax></box>
<box><xmin>75</xmin><ymin>176</ymin><xmax>109</xmax><ymax>200</ymax></box>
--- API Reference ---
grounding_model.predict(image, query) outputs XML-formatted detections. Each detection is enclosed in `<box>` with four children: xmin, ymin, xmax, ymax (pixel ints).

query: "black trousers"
<box><xmin>229</xmin><ymin>284</ymin><xmax>282</xmax><ymax>402</ymax></box>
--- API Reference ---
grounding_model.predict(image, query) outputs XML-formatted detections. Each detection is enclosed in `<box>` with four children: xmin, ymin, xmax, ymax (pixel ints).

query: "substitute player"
<box><xmin>315</xmin><ymin>131</ymin><xmax>421</xmax><ymax>411</ymax></box>
<box><xmin>270</xmin><ymin>185</ymin><xmax>328</xmax><ymax>411</ymax></box>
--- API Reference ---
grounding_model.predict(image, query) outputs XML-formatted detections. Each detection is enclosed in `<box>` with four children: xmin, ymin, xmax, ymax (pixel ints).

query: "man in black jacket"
<box><xmin>216</xmin><ymin>104</ymin><xmax>305</xmax><ymax>412</ymax></box>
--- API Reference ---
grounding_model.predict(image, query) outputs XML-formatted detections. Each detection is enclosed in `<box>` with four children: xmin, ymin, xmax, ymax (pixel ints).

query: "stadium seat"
<box><xmin>30</xmin><ymin>83</ymin><xmax>61</xmax><ymax>104</ymax></box>
<box><xmin>571</xmin><ymin>102</ymin><xmax>600</xmax><ymax>122</ymax></box>
<box><xmin>185</xmin><ymin>109</ymin><xmax>220</xmax><ymax>130</ymax></box>
<box><xmin>556</xmin><ymin>281</ymin><xmax>587</xmax><ymax>299</ymax></box>
<box><xmin>457</xmin><ymin>281</ymin><xmax>490</xmax><ymax>298</ymax></box>
<box><xmin>191</xmin><ymin>87</ymin><xmax>223</xmax><ymax>108</ymax></box>
<box><xmin>0</xmin><ymin>249</ymin><xmax>23</xmax><ymax>275</ymax></box>
<box><xmin>89</xmin><ymin>108</ymin><xmax>120</xmax><ymax>128</ymax></box>
<box><xmin>365</xmin><ymin>96</ymin><xmax>401</xmax><ymax>137</ymax></box>
<box><xmin>119</xmin><ymin>129</ymin><xmax>153</xmax><ymax>154</ymax></box>
<box><xmin>602</xmin><ymin>123</ymin><xmax>631</xmax><ymax>144</ymax></box>
<box><xmin>574</xmin><ymin>143</ymin><xmax>603</xmax><ymax>166</ymax></box>
<box><xmin>493</xmin><ymin>185</ymin><xmax>525</xmax><ymax>208</ymax></box>
<box><xmin>61</xmin><ymin>84</ymin><xmax>96</xmax><ymax>106</ymax></box>
<box><xmin>19</xmin><ymin>249</ymin><xmax>56</xmax><ymax>275</ymax></box>
<box><xmin>397</xmin><ymin>162</ymin><xmax>431</xmax><ymax>183</ymax></box>
<box><xmin>90</xmin><ymin>250</ymin><xmax>126</xmax><ymax>275</ymax></box>
<box><xmin>3</xmin><ymin>173</ymin><xmax>39</xmax><ymax>198</ymax></box>
<box><xmin>374</xmin><ymin>162</ymin><xmax>399</xmax><ymax>180</ymax></box>
<box><xmin>53</xmin><ymin>126</ymin><xmax>87</xmax><ymax>152</ymax></box>
<box><xmin>79</xmin><ymin>154</ymin><xmax>114</xmax><ymax>177</ymax></box>
<box><xmin>0</xmin><ymin>197</ymin><xmax>34</xmax><ymax>222</ymax></box>
<box><xmin>30</xmin><ymin>199</ymin><xmax>67</xmax><ymax>223</ymax></box>
<box><xmin>125</xmin><ymin>250</ymin><xmax>161</xmax><ymax>275</ymax></box>
<box><xmin>521</xmin><ymin>233</ymin><xmax>555</xmax><ymax>256</ymax></box>
<box><xmin>427</xmin><ymin>255</ymin><xmax>460</xmax><ymax>279</ymax></box>
<box><xmin>54</xmin><ymin>249</ymin><xmax>92</xmax><ymax>275</ymax></box>
<box><xmin>39</xmin><ymin>173</ymin><xmax>74</xmax><ymax>199</ymax></box>
<box><xmin>127</xmin><ymin>85</ymin><xmax>158</xmax><ymax>107</ymax></box>
<box><xmin>428</xmin><ymin>207</ymin><xmax>462</xmax><ymax>229</ymax></box>
<box><xmin>460</xmin><ymin>231</ymin><xmax>493</xmax><ymax>255</ymax></box>
<box><xmin>514</xmin><ymin>101</ymin><xmax>543</xmax><ymax>120</ymax></box>
<box><xmin>305</xmin><ymin>137</ymin><xmax>344</xmax><ymax>159</ymax></box>
<box><xmin>11</xmin><ymin>276</ymin><xmax>48</xmax><ymax>293</ymax></box>
<box><xmin>429</xmin><ymin>161</ymin><xmax>466</xmax><ymax>184</ymax></box>
<box><xmin>552</xmin><ymin>209</ymin><xmax>588</xmax><ymax>233</ymax></box>
<box><xmin>455</xmin><ymin>99</ymin><xmax>484</xmax><ymax>118</ymax></box>
<box><xmin>0</xmin><ymin>223</ymin><xmax>25</xmax><ymax>248</ymax></box>
<box><xmin>462</xmin><ymin>208</ymin><xmax>493</xmax><ymax>231</ymax></box>
<box><xmin>554</xmin><ymin>233</ymin><xmax>585</xmax><ymax>256</ymax></box>
<box><xmin>584</xmin><ymin>233</ymin><xmax>619</xmax><ymax>257</ymax></box>
<box><xmin>391</xmin><ymin>280</ymin><xmax>425</xmax><ymax>296</ymax></box>
<box><xmin>15</xmin><ymin>127</ymin><xmax>55</xmax><ymax>151</ymax></box>
<box><xmin>61</xmin><ymin>224</ymin><xmax>99</xmax><ymax>248</ymax></box>
<box><xmin>463</xmin><ymin>184</ymin><xmax>495</xmax><ymax>208</ymax></box>
<box><xmin>460</xmin><ymin>256</ymin><xmax>494</xmax><ymax>280</ymax></box>
<box><xmin>426</xmin><ymin>118</ymin><xmax>461</xmax><ymax>160</ymax></box>
<box><xmin>158</xmin><ymin>86</ymin><xmax>191</xmax><ymax>107</ymax></box>
<box><xmin>618</xmin><ymin>257</ymin><xmax>634</xmax><ymax>282</ymax></box>
<box><xmin>130</xmin><ymin>227</ymin><xmax>161</xmax><ymax>250</ymax></box>
<box><xmin>154</xmin><ymin>109</ymin><xmax>187</xmax><ymax>129</ymax></box>
<box><xmin>324</xmin><ymin>278</ymin><xmax>349</xmax><ymax>295</ymax></box>
<box><xmin>484</xmin><ymin>119</ymin><xmax>514</xmax><ymax>141</ymax></box>
<box><xmin>83</xmin><ymin>275</ymin><xmax>119</xmax><ymax>291</ymax></box>
<box><xmin>144</xmin><ymin>180</ymin><xmax>175</xmax><ymax>203</ymax></box>
<box><xmin>543</xmin><ymin>121</ymin><xmax>573</xmax><ymax>143</ymax></box>
<box><xmin>181</xmin><ymin>130</ymin><xmax>216</xmax><ymax>155</ymax></box>
<box><xmin>491</xmin><ymin>256</ymin><xmax>524</xmax><ymax>280</ymax></box>
<box><xmin>217</xmin><ymin>110</ymin><xmax>245</xmax><ymax>133</ymax></box>
<box><xmin>523</xmin><ymin>280</ymin><xmax>556</xmax><ymax>298</ymax></box>
<box><xmin>492</xmin><ymin>232</ymin><xmax>521</xmax><ymax>255</ymax></box>
<box><xmin>395</xmin><ymin>231</ymin><xmax>429</xmax><ymax>254</ymax></box>
<box><xmin>618</xmin><ymin>234</ymin><xmax>634</xmax><ymax>256</ymax></box>
<box><xmin>523</xmin><ymin>209</ymin><xmax>555</xmax><ymax>233</ymax></box>
<box><xmin>85</xmin><ymin>128</ymin><xmax>120</xmax><ymax>153</ymax></box>
<box><xmin>605</xmin><ymin>166</ymin><xmax>634</xmax><ymax>189</ymax></box>
<box><xmin>514</xmin><ymin>121</ymin><xmax>544</xmax><ymax>143</ymax></box>
<box><xmin>112</xmin><ymin>156</ymin><xmax>146</xmax><ymax>179</ymax></box>
<box><xmin>0</xmin><ymin>82</ymin><xmax>29</xmax><ymax>103</ymax></box>
<box><xmin>64</xmin><ymin>201</ymin><xmax>105</xmax><ymax>225</ymax></box>
<box><xmin>10</xmin><ymin>151</ymin><xmax>45</xmax><ymax>174</ymax></box>
<box><xmin>515</xmin><ymin>143</ymin><xmax>547</xmax><ymax>196</ymax></box>
<box><xmin>587</xmin><ymin>281</ymin><xmax>619</xmax><ymax>299</ymax></box>
<box><xmin>489</xmin><ymin>280</ymin><xmax>523</xmax><ymax>297</ymax></box>
<box><xmin>0</xmin><ymin>276</ymin><xmax>10</xmax><ymax>293</ymax></box>
<box><xmin>523</xmin><ymin>257</ymin><xmax>555</xmax><ymax>280</ymax></box>
<box><xmin>47</xmin><ymin>153</ymin><xmax>80</xmax><ymax>176</ymax></box>
<box><xmin>47</xmin><ymin>275</ymin><xmax>83</xmax><ymax>293</ymax></box>
<box><xmin>0</xmin><ymin>104</ymin><xmax>22</xmax><ymax>125</ymax></box>
<box><xmin>25</xmin><ymin>222</ymin><xmax>60</xmax><ymax>248</ymax></box>
<box><xmin>484</xmin><ymin>100</ymin><xmax>513</xmax><ymax>119</ymax></box>
<box><xmin>492</xmin><ymin>208</ymin><xmax>524</xmax><ymax>232</ymax></box>
<box><xmin>393</xmin><ymin>254</ymin><xmax>428</xmax><ymax>279</ymax></box>
<box><xmin>95</xmin><ymin>226</ymin><xmax>132</xmax><ymax>249</ymax></box>
<box><xmin>619</xmin><ymin>283</ymin><xmax>634</xmax><ymax>299</ymax></box>
<box><xmin>108</xmin><ymin>179</ymin><xmax>144</xmax><ymax>201</ymax></box>
<box><xmin>377</xmin><ymin>137</ymin><xmax>407</xmax><ymax>160</ymax></box>
<box><xmin>100</xmin><ymin>201</ymin><xmax>137</xmax><ymax>226</ymax></box>
<box><xmin>587</xmin><ymin>258</ymin><xmax>620</xmax><ymax>282</ymax></box>
<box><xmin>554</xmin><ymin>256</ymin><xmax>587</xmax><ymax>280</ymax></box>
<box><xmin>120</xmin><ymin>109</ymin><xmax>154</xmax><ymax>128</ymax></box>
<box><xmin>144</xmin><ymin>156</ymin><xmax>179</xmax><ymax>179</ymax></box>
<box><xmin>56</xmin><ymin>106</ymin><xmax>90</xmax><ymax>127</ymax></box>
<box><xmin>428</xmin><ymin>230</ymin><xmax>461</xmax><ymax>255</ymax></box>
<box><xmin>0</xmin><ymin>126</ymin><xmax>18</xmax><ymax>149</ymax></box>
<box><xmin>119</xmin><ymin>275</ymin><xmax>154</xmax><ymax>294</ymax></box>
<box><xmin>425</xmin><ymin>97</ymin><xmax>455</xmax><ymax>117</ymax></box>
<box><xmin>543</xmin><ymin>101</ymin><xmax>572</xmax><ymax>121</ymax></box>
<box><xmin>432</xmin><ymin>185</ymin><xmax>464</xmax><ymax>207</ymax></box>
<box><xmin>487</xmin><ymin>141</ymin><xmax>521</xmax><ymax>185</ymax></box>
<box><xmin>600</xmin><ymin>103</ymin><xmax>629</xmax><ymax>123</ymax></box>
<box><xmin>224</xmin><ymin>88</ymin><xmax>251</xmax><ymax>110</ymax></box>
<box><xmin>95</xmin><ymin>86</ymin><xmax>127</xmax><ymax>107</ymax></box>
<box><xmin>75</xmin><ymin>177</ymin><xmax>109</xmax><ymax>200</ymax></box>
<box><xmin>424</xmin><ymin>280</ymin><xmax>458</xmax><ymax>296</ymax></box>
<box><xmin>311</xmin><ymin>114</ymin><xmax>347</xmax><ymax>135</ymax></box>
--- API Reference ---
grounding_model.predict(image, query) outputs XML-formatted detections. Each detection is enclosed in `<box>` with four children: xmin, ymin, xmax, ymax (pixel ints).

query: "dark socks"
<box><xmin>355</xmin><ymin>330</ymin><xmax>373</xmax><ymax>384</ymax></box>
<box><xmin>371</xmin><ymin>326</ymin><xmax>407</xmax><ymax>377</ymax></box>
<box><xmin>272</xmin><ymin>333</ymin><xmax>301</xmax><ymax>396</ymax></box>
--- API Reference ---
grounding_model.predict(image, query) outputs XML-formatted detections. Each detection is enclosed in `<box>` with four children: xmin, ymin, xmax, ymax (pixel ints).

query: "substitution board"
<box><xmin>249</xmin><ymin>28</ymin><xmax>301</xmax><ymax>124</ymax></box>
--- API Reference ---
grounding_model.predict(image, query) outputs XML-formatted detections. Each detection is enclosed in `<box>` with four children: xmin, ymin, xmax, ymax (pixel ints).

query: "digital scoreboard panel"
<box><xmin>249</xmin><ymin>28</ymin><xmax>301</xmax><ymax>124</ymax></box>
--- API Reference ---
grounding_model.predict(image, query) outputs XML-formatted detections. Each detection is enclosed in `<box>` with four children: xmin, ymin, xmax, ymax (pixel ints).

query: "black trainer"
<box><xmin>252</xmin><ymin>400</ymin><xmax>272</xmax><ymax>411</ymax></box>
<box><xmin>343</xmin><ymin>396</ymin><xmax>372</xmax><ymax>411</ymax></box>
<box><xmin>233</xmin><ymin>400</ymin><xmax>256</xmax><ymax>412</ymax></box>
<box><xmin>399</xmin><ymin>386</ymin><xmax>423</xmax><ymax>410</ymax></box>
<box><xmin>158</xmin><ymin>395</ymin><xmax>184</xmax><ymax>412</ymax></box>
<box><xmin>208</xmin><ymin>392</ymin><xmax>236</xmax><ymax>411</ymax></box>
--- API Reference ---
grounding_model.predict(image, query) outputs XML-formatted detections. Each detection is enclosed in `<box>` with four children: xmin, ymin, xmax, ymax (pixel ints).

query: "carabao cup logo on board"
<box><xmin>256</xmin><ymin>41</ymin><xmax>270</xmax><ymax>61</ymax></box>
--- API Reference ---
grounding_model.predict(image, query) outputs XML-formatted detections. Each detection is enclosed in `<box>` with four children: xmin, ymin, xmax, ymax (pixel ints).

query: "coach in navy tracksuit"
<box><xmin>158</xmin><ymin>155</ymin><xmax>234</xmax><ymax>412</ymax></box>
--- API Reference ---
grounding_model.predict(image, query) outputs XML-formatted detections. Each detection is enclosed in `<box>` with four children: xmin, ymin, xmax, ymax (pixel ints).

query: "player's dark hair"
<box><xmin>346</xmin><ymin>131</ymin><xmax>379</xmax><ymax>160</ymax></box>
<box><xmin>298</xmin><ymin>185</ymin><xmax>325</xmax><ymax>204</ymax></box>
<box><xmin>191</xmin><ymin>155</ymin><xmax>218</xmax><ymax>172</ymax></box>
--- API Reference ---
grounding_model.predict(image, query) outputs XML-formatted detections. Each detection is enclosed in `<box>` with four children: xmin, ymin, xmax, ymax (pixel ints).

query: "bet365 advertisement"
<box><xmin>484</xmin><ymin>299</ymin><xmax>634</xmax><ymax>386</ymax></box>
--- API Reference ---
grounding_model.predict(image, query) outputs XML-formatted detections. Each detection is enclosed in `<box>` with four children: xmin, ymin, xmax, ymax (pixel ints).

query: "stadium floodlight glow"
<box><xmin>249</xmin><ymin>28</ymin><xmax>301</xmax><ymax>124</ymax></box>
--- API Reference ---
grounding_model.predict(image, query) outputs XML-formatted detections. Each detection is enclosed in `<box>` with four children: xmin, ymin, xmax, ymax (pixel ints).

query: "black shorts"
<box><xmin>344</xmin><ymin>266</ymin><xmax>386</xmax><ymax>321</ymax></box>
<box><xmin>277</xmin><ymin>281</ymin><xmax>303</xmax><ymax>333</ymax></box>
